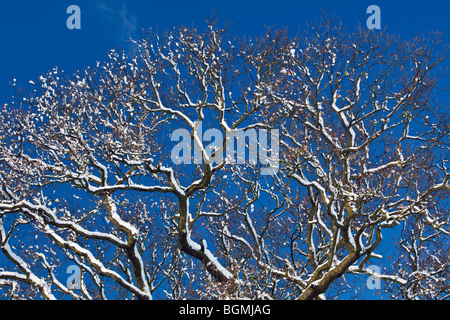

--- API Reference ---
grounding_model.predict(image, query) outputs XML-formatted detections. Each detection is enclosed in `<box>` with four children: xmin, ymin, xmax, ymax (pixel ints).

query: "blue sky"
<box><xmin>0</xmin><ymin>0</ymin><xmax>448</xmax><ymax>300</ymax></box>
<box><xmin>0</xmin><ymin>0</ymin><xmax>449</xmax><ymax>106</ymax></box>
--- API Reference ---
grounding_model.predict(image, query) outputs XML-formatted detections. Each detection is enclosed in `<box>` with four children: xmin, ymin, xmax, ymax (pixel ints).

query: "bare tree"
<box><xmin>0</xmin><ymin>19</ymin><xmax>448</xmax><ymax>300</ymax></box>
<box><xmin>263</xmin><ymin>21</ymin><xmax>450</xmax><ymax>300</ymax></box>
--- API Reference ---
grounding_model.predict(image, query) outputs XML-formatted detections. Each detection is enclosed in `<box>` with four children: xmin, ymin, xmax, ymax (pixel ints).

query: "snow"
<box><xmin>0</xmin><ymin>221</ymin><xmax>56</xmax><ymax>299</ymax></box>
<box><xmin>356</xmin><ymin>77</ymin><xmax>361</xmax><ymax>97</ymax></box>
<box><xmin>160</xmin><ymin>165</ymin><xmax>185</xmax><ymax>196</ymax></box>
<box><xmin>290</xmin><ymin>48</ymin><xmax>296</xmax><ymax>57</ymax></box>
<box><xmin>106</xmin><ymin>195</ymin><xmax>139</xmax><ymax>236</ymax></box>
<box><xmin>1</xmin><ymin>25</ymin><xmax>447</xmax><ymax>301</ymax></box>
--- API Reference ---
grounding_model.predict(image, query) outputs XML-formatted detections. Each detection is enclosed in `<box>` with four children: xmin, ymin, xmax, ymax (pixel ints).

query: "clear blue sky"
<box><xmin>0</xmin><ymin>0</ymin><xmax>448</xmax><ymax>300</ymax></box>
<box><xmin>0</xmin><ymin>0</ymin><xmax>449</xmax><ymax>106</ymax></box>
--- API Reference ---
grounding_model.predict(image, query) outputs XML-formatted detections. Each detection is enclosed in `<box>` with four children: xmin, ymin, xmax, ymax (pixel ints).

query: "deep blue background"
<box><xmin>0</xmin><ymin>0</ymin><xmax>448</xmax><ymax>299</ymax></box>
<box><xmin>0</xmin><ymin>0</ymin><xmax>449</xmax><ymax>106</ymax></box>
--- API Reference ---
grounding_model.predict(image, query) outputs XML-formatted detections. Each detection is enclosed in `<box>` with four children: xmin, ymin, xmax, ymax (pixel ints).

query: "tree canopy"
<box><xmin>0</xmin><ymin>19</ymin><xmax>449</xmax><ymax>300</ymax></box>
